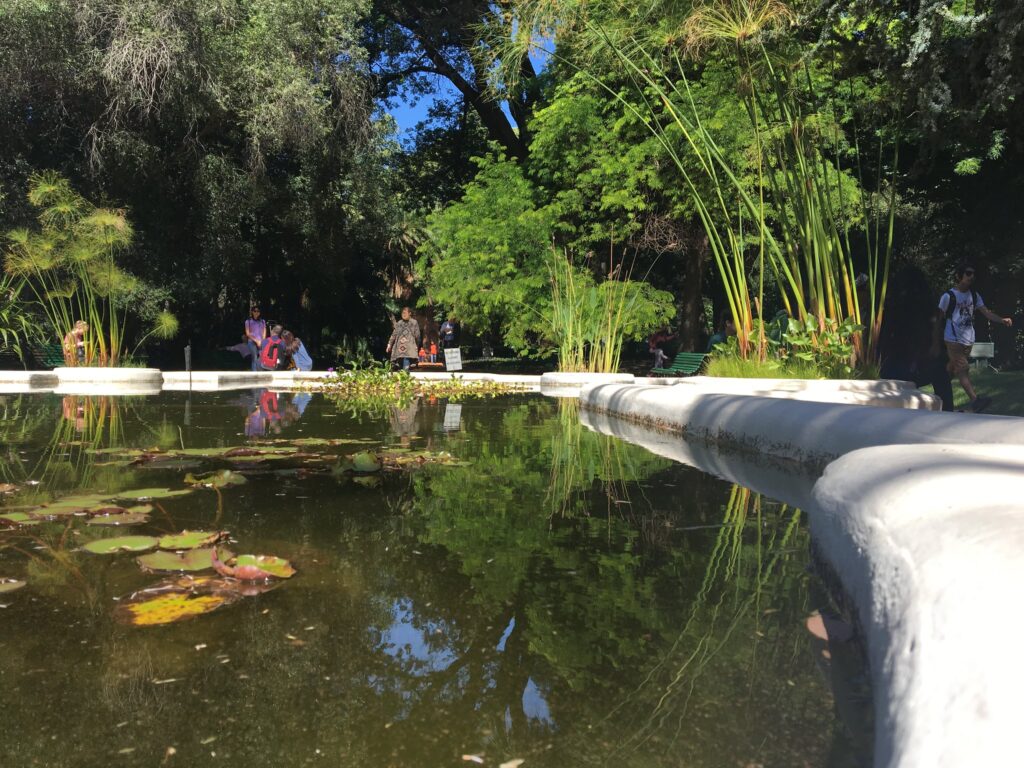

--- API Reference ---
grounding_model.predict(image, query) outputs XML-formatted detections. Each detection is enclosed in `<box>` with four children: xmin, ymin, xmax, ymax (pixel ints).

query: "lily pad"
<box><xmin>0</xmin><ymin>512</ymin><xmax>41</xmax><ymax>526</ymax></box>
<box><xmin>0</xmin><ymin>578</ymin><xmax>26</xmax><ymax>593</ymax></box>
<box><xmin>230</xmin><ymin>554</ymin><xmax>296</xmax><ymax>579</ymax></box>
<box><xmin>348</xmin><ymin>451</ymin><xmax>381</xmax><ymax>473</ymax></box>
<box><xmin>37</xmin><ymin>494</ymin><xmax>111</xmax><ymax>515</ymax></box>
<box><xmin>113</xmin><ymin>488</ymin><xmax>194</xmax><ymax>501</ymax></box>
<box><xmin>83</xmin><ymin>535</ymin><xmax>159</xmax><ymax>554</ymax></box>
<box><xmin>137</xmin><ymin>457</ymin><xmax>204</xmax><ymax>471</ymax></box>
<box><xmin>184</xmin><ymin>470</ymin><xmax>247</xmax><ymax>489</ymax></box>
<box><xmin>158</xmin><ymin>530</ymin><xmax>223</xmax><ymax>551</ymax></box>
<box><xmin>86</xmin><ymin>511</ymin><xmax>151</xmax><ymax>526</ymax></box>
<box><xmin>113</xmin><ymin>588</ymin><xmax>238</xmax><ymax>626</ymax></box>
<box><xmin>137</xmin><ymin>546</ymin><xmax>234</xmax><ymax>573</ymax></box>
<box><xmin>352</xmin><ymin>475</ymin><xmax>381</xmax><ymax>488</ymax></box>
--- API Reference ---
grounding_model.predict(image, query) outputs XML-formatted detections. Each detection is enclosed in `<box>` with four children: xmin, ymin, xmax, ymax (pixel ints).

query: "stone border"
<box><xmin>579</xmin><ymin>380</ymin><xmax>1024</xmax><ymax>767</ymax></box>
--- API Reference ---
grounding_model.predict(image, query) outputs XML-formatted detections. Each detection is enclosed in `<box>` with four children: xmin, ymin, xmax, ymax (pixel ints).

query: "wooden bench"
<box><xmin>650</xmin><ymin>352</ymin><xmax>707</xmax><ymax>377</ymax></box>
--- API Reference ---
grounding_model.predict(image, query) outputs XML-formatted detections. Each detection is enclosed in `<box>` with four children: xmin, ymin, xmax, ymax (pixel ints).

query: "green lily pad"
<box><xmin>113</xmin><ymin>488</ymin><xmax>194</xmax><ymax>501</ymax></box>
<box><xmin>0</xmin><ymin>578</ymin><xmax>26</xmax><ymax>593</ymax></box>
<box><xmin>158</xmin><ymin>530</ymin><xmax>223</xmax><ymax>550</ymax></box>
<box><xmin>137</xmin><ymin>546</ymin><xmax>234</xmax><ymax>573</ymax></box>
<box><xmin>230</xmin><ymin>554</ymin><xmax>296</xmax><ymax>579</ymax></box>
<box><xmin>184</xmin><ymin>470</ymin><xmax>247</xmax><ymax>489</ymax></box>
<box><xmin>83</xmin><ymin>535</ymin><xmax>159</xmax><ymax>554</ymax></box>
<box><xmin>352</xmin><ymin>475</ymin><xmax>381</xmax><ymax>488</ymax></box>
<box><xmin>37</xmin><ymin>494</ymin><xmax>111</xmax><ymax>515</ymax></box>
<box><xmin>137</xmin><ymin>457</ymin><xmax>204</xmax><ymax>471</ymax></box>
<box><xmin>348</xmin><ymin>451</ymin><xmax>381</xmax><ymax>473</ymax></box>
<box><xmin>86</xmin><ymin>511</ymin><xmax>151</xmax><ymax>526</ymax></box>
<box><xmin>0</xmin><ymin>512</ymin><xmax>41</xmax><ymax>526</ymax></box>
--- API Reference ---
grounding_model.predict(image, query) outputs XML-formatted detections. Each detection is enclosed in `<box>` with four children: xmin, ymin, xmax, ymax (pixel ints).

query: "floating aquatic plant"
<box><xmin>211</xmin><ymin>549</ymin><xmax>295</xmax><ymax>580</ymax></box>
<box><xmin>158</xmin><ymin>531</ymin><xmax>224</xmax><ymax>551</ymax></box>
<box><xmin>83</xmin><ymin>535</ymin><xmax>159</xmax><ymax>554</ymax></box>
<box><xmin>137</xmin><ymin>546</ymin><xmax>234</xmax><ymax>573</ymax></box>
<box><xmin>184</xmin><ymin>470</ymin><xmax>247</xmax><ymax>489</ymax></box>
<box><xmin>0</xmin><ymin>578</ymin><xmax>26</xmax><ymax>593</ymax></box>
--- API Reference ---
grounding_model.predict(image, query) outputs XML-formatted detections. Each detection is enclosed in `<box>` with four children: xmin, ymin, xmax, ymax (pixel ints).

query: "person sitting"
<box><xmin>258</xmin><ymin>325</ymin><xmax>286</xmax><ymax>371</ymax></box>
<box><xmin>648</xmin><ymin>328</ymin><xmax>675</xmax><ymax>369</ymax></box>
<box><xmin>62</xmin><ymin>320</ymin><xmax>88</xmax><ymax>365</ymax></box>
<box><xmin>707</xmin><ymin>312</ymin><xmax>737</xmax><ymax>352</ymax></box>
<box><xmin>280</xmin><ymin>330</ymin><xmax>313</xmax><ymax>371</ymax></box>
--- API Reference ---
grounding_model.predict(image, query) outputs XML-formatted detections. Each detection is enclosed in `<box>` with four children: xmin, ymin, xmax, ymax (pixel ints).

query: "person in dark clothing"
<box><xmin>878</xmin><ymin>265</ymin><xmax>954</xmax><ymax>411</ymax></box>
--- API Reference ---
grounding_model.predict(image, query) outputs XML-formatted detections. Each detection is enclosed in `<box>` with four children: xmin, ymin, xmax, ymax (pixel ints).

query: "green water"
<box><xmin>0</xmin><ymin>392</ymin><xmax>866</xmax><ymax>767</ymax></box>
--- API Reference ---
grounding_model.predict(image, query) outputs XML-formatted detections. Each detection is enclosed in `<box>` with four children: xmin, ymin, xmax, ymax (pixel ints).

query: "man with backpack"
<box><xmin>937</xmin><ymin>263</ymin><xmax>1013</xmax><ymax>412</ymax></box>
<box><xmin>258</xmin><ymin>324</ymin><xmax>286</xmax><ymax>371</ymax></box>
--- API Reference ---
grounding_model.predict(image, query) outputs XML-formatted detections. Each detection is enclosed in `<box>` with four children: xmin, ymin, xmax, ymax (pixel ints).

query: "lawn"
<box><xmin>923</xmin><ymin>369</ymin><xmax>1024</xmax><ymax>417</ymax></box>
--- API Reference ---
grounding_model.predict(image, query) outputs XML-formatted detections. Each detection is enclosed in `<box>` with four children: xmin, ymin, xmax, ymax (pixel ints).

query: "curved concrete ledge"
<box><xmin>53</xmin><ymin>367</ymin><xmax>163</xmax><ymax>396</ymax></box>
<box><xmin>812</xmin><ymin>445</ymin><xmax>1024</xmax><ymax>767</ymax></box>
<box><xmin>580</xmin><ymin>382</ymin><xmax>1022</xmax><ymax>467</ymax></box>
<box><xmin>0</xmin><ymin>370</ymin><xmax>59</xmax><ymax>393</ymax></box>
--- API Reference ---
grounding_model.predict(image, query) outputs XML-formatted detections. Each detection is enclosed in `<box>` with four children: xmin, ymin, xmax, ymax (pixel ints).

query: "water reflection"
<box><xmin>239</xmin><ymin>389</ymin><xmax>311</xmax><ymax>437</ymax></box>
<box><xmin>0</xmin><ymin>393</ymin><xmax>858</xmax><ymax>766</ymax></box>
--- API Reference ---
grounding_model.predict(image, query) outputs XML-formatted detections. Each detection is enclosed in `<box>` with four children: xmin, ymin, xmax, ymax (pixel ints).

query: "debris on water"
<box><xmin>462</xmin><ymin>756</ymin><xmax>485</xmax><ymax>764</ymax></box>
<box><xmin>194</xmin><ymin>644</ymin><xmax>207</xmax><ymax>651</ymax></box>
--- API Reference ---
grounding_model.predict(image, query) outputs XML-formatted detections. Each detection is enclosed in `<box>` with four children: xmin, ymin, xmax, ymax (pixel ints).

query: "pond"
<box><xmin>0</xmin><ymin>391</ymin><xmax>870</xmax><ymax>767</ymax></box>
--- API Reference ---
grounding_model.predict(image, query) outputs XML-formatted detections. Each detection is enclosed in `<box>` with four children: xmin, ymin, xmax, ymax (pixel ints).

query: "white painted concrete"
<box><xmin>162</xmin><ymin>371</ymin><xmax>273</xmax><ymax>391</ymax></box>
<box><xmin>0</xmin><ymin>370</ymin><xmax>59</xmax><ymax>393</ymax></box>
<box><xmin>54</xmin><ymin>366</ymin><xmax>163</xmax><ymax>396</ymax></box>
<box><xmin>579</xmin><ymin>381</ymin><xmax>1020</xmax><ymax>466</ymax></box>
<box><xmin>579</xmin><ymin>380</ymin><xmax>1024</xmax><ymax>768</ymax></box>
<box><xmin>812</xmin><ymin>445</ymin><xmax>1024</xmax><ymax>768</ymax></box>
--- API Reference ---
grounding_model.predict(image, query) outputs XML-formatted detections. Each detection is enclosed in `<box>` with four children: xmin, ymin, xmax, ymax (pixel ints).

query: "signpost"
<box><xmin>444</xmin><ymin>347</ymin><xmax>463</xmax><ymax>372</ymax></box>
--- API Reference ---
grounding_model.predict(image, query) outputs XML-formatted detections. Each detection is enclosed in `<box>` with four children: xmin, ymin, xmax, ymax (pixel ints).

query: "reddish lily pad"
<box><xmin>211</xmin><ymin>550</ymin><xmax>296</xmax><ymax>580</ymax></box>
<box><xmin>83</xmin><ymin>535</ymin><xmax>159</xmax><ymax>554</ymax></box>
<box><xmin>137</xmin><ymin>546</ymin><xmax>234</xmax><ymax>573</ymax></box>
<box><xmin>158</xmin><ymin>530</ymin><xmax>224</xmax><ymax>551</ymax></box>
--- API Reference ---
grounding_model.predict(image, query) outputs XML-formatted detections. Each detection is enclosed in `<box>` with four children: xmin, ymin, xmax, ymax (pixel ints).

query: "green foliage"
<box><xmin>4</xmin><ymin>173</ymin><xmax>177</xmax><ymax>365</ymax></box>
<box><xmin>547</xmin><ymin>251</ymin><xmax>675</xmax><ymax>372</ymax></box>
<box><xmin>420</xmin><ymin>155</ymin><xmax>556</xmax><ymax>353</ymax></box>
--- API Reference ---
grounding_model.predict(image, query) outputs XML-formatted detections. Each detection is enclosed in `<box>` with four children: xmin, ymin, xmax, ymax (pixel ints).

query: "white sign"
<box><xmin>444</xmin><ymin>348</ymin><xmax>463</xmax><ymax>371</ymax></box>
<box><xmin>443</xmin><ymin>403</ymin><xmax>463</xmax><ymax>432</ymax></box>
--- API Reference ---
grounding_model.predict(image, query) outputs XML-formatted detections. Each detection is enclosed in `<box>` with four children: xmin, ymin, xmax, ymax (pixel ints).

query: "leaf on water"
<box><xmin>0</xmin><ymin>578</ymin><xmax>26</xmax><ymax>593</ymax></box>
<box><xmin>114</xmin><ymin>589</ymin><xmax>238</xmax><ymax>626</ymax></box>
<box><xmin>113</xmin><ymin>488</ymin><xmax>194</xmax><ymax>501</ymax></box>
<box><xmin>86</xmin><ymin>511</ymin><xmax>151</xmax><ymax>526</ymax></box>
<box><xmin>158</xmin><ymin>531</ymin><xmax>224</xmax><ymax>550</ymax></box>
<box><xmin>226</xmin><ymin>554</ymin><xmax>296</xmax><ymax>579</ymax></box>
<box><xmin>500</xmin><ymin>760</ymin><xmax>525</xmax><ymax>768</ymax></box>
<box><xmin>36</xmin><ymin>493</ymin><xmax>111</xmax><ymax>515</ymax></box>
<box><xmin>184</xmin><ymin>470</ymin><xmax>247</xmax><ymax>489</ymax></box>
<box><xmin>0</xmin><ymin>512</ymin><xmax>42</xmax><ymax>526</ymax></box>
<box><xmin>137</xmin><ymin>547</ymin><xmax>233</xmax><ymax>573</ymax></box>
<box><xmin>83</xmin><ymin>535</ymin><xmax>159</xmax><ymax>554</ymax></box>
<box><xmin>347</xmin><ymin>451</ymin><xmax>381</xmax><ymax>473</ymax></box>
<box><xmin>352</xmin><ymin>475</ymin><xmax>380</xmax><ymax>488</ymax></box>
<box><xmin>136</xmin><ymin>457</ymin><xmax>204</xmax><ymax>471</ymax></box>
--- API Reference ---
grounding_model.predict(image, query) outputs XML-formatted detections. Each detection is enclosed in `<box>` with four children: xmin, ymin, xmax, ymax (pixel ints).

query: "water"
<box><xmin>0</xmin><ymin>392</ymin><xmax>869</xmax><ymax>767</ymax></box>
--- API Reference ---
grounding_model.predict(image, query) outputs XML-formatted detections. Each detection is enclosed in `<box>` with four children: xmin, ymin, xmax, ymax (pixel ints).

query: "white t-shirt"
<box><xmin>938</xmin><ymin>288</ymin><xmax>985</xmax><ymax>345</ymax></box>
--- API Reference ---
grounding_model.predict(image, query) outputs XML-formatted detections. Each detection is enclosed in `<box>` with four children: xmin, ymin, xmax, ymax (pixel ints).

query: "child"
<box><xmin>429</xmin><ymin>341</ymin><xmax>438</xmax><ymax>363</ymax></box>
<box><xmin>418</xmin><ymin>346</ymin><xmax>427</xmax><ymax>363</ymax></box>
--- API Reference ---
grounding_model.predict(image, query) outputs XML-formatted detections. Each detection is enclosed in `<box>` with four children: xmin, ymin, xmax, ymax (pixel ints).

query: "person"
<box><xmin>244</xmin><ymin>307</ymin><xmax>267</xmax><ymax>372</ymax></box>
<box><xmin>258</xmin><ymin>324</ymin><xmax>286</xmax><ymax>371</ymax></box>
<box><xmin>418</xmin><ymin>346</ymin><xmax>427</xmax><ymax>363</ymax></box>
<box><xmin>878</xmin><ymin>265</ymin><xmax>954</xmax><ymax>411</ymax></box>
<box><xmin>937</xmin><ymin>263</ymin><xmax>1013</xmax><ymax>413</ymax></box>
<box><xmin>386</xmin><ymin>307</ymin><xmax>420</xmax><ymax>371</ymax></box>
<box><xmin>225</xmin><ymin>333</ymin><xmax>253</xmax><ymax>364</ymax></box>
<box><xmin>429</xmin><ymin>340</ymin><xmax>438</xmax><ymax>363</ymax></box>
<box><xmin>62</xmin><ymin>320</ymin><xmax>88</xmax><ymax>365</ymax></box>
<box><xmin>440</xmin><ymin>317</ymin><xmax>457</xmax><ymax>349</ymax></box>
<box><xmin>281</xmin><ymin>330</ymin><xmax>313</xmax><ymax>371</ymax></box>
<box><xmin>706</xmin><ymin>312</ymin><xmax>737</xmax><ymax>352</ymax></box>
<box><xmin>648</xmin><ymin>328</ymin><xmax>675</xmax><ymax>369</ymax></box>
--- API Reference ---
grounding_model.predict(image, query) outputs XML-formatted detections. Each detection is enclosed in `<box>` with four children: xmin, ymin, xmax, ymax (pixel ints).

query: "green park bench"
<box><xmin>650</xmin><ymin>351</ymin><xmax>708</xmax><ymax>377</ymax></box>
<box><xmin>31</xmin><ymin>344</ymin><xmax>66</xmax><ymax>369</ymax></box>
